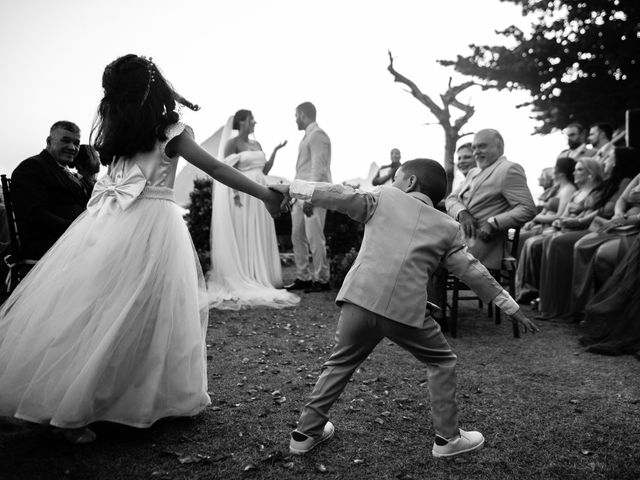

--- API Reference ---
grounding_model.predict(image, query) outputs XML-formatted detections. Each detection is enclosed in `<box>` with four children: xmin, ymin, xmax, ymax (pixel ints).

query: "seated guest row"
<box><xmin>516</xmin><ymin>146</ymin><xmax>640</xmax><ymax>320</ymax></box>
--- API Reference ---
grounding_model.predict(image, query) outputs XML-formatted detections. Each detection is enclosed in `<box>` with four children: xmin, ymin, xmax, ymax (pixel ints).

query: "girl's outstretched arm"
<box><xmin>167</xmin><ymin>130</ymin><xmax>283</xmax><ymax>217</ymax></box>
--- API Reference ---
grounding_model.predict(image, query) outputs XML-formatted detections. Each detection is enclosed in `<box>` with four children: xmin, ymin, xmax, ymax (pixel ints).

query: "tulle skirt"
<box><xmin>0</xmin><ymin>188</ymin><xmax>211</xmax><ymax>428</ymax></box>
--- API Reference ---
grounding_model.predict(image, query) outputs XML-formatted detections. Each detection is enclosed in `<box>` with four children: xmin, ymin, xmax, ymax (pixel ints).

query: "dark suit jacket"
<box><xmin>12</xmin><ymin>150</ymin><xmax>89</xmax><ymax>258</ymax></box>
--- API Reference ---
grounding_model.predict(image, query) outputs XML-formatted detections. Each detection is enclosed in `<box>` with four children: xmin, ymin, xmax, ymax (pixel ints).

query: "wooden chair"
<box><xmin>488</xmin><ymin>228</ymin><xmax>520</xmax><ymax>332</ymax></box>
<box><xmin>444</xmin><ymin>228</ymin><xmax>521</xmax><ymax>338</ymax></box>
<box><xmin>1</xmin><ymin>174</ymin><xmax>37</xmax><ymax>292</ymax></box>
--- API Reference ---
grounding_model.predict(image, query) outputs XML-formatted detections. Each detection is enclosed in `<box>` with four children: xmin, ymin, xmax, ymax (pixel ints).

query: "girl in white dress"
<box><xmin>207</xmin><ymin>110</ymin><xmax>299</xmax><ymax>309</ymax></box>
<box><xmin>0</xmin><ymin>54</ymin><xmax>284</xmax><ymax>444</ymax></box>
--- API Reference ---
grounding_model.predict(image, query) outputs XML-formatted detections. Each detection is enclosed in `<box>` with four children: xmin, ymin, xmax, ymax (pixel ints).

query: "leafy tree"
<box><xmin>439</xmin><ymin>0</ymin><xmax>640</xmax><ymax>134</ymax></box>
<box><xmin>185</xmin><ymin>177</ymin><xmax>212</xmax><ymax>272</ymax></box>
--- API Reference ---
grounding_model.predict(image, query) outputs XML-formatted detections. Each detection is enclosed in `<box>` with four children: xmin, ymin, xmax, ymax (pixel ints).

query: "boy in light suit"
<box><xmin>273</xmin><ymin>159</ymin><xmax>538</xmax><ymax>458</ymax></box>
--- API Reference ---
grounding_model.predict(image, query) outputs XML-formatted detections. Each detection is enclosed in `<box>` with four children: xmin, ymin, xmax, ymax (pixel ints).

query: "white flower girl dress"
<box><xmin>0</xmin><ymin>122</ymin><xmax>211</xmax><ymax>428</ymax></box>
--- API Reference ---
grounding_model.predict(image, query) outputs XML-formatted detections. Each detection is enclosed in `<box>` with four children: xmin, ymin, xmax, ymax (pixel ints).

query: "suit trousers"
<box><xmin>291</xmin><ymin>201</ymin><xmax>329</xmax><ymax>283</ymax></box>
<box><xmin>296</xmin><ymin>302</ymin><xmax>459</xmax><ymax>439</ymax></box>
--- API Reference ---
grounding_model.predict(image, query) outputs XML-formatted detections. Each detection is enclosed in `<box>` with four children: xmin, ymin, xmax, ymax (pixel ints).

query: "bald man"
<box><xmin>445</xmin><ymin>129</ymin><xmax>536</xmax><ymax>270</ymax></box>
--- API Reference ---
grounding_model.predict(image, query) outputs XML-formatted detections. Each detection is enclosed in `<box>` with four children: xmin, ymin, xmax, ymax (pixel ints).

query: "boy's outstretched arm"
<box><xmin>444</xmin><ymin>242</ymin><xmax>539</xmax><ymax>335</ymax></box>
<box><xmin>271</xmin><ymin>180</ymin><xmax>377</xmax><ymax>224</ymax></box>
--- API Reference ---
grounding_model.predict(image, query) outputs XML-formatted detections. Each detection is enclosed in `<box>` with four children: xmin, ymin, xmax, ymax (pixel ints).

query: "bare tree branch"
<box><xmin>441</xmin><ymin>80</ymin><xmax>478</xmax><ymax>104</ymax></box>
<box><xmin>387</xmin><ymin>51</ymin><xmax>446</xmax><ymax>122</ymax></box>
<box><xmin>450</xmin><ymin>98</ymin><xmax>475</xmax><ymax>131</ymax></box>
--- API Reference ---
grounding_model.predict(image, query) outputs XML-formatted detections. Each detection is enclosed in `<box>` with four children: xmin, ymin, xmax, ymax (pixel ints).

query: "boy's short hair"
<box><xmin>400</xmin><ymin>158</ymin><xmax>447</xmax><ymax>205</ymax></box>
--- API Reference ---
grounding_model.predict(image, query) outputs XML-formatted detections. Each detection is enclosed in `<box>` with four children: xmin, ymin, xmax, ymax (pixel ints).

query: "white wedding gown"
<box><xmin>0</xmin><ymin>122</ymin><xmax>210</xmax><ymax>428</ymax></box>
<box><xmin>207</xmin><ymin>146</ymin><xmax>299</xmax><ymax>310</ymax></box>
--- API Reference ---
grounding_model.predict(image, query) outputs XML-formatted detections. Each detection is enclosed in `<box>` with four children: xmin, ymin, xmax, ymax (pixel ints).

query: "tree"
<box><xmin>185</xmin><ymin>177</ymin><xmax>212</xmax><ymax>272</ymax></box>
<box><xmin>439</xmin><ymin>0</ymin><xmax>640</xmax><ymax>134</ymax></box>
<box><xmin>387</xmin><ymin>51</ymin><xmax>477</xmax><ymax>195</ymax></box>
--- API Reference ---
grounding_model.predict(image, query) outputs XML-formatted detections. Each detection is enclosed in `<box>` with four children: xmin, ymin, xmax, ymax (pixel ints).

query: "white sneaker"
<box><xmin>289</xmin><ymin>421</ymin><xmax>335</xmax><ymax>455</ymax></box>
<box><xmin>432</xmin><ymin>428</ymin><xmax>484</xmax><ymax>458</ymax></box>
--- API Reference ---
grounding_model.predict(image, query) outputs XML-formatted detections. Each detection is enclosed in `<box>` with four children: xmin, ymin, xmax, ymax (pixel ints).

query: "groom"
<box><xmin>285</xmin><ymin>102</ymin><xmax>332</xmax><ymax>293</ymax></box>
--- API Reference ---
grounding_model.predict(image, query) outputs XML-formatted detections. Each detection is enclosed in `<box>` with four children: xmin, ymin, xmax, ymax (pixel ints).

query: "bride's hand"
<box><xmin>276</xmin><ymin>140</ymin><xmax>288</xmax><ymax>150</ymax></box>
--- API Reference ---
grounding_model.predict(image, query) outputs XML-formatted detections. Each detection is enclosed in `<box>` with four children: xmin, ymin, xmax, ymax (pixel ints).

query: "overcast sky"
<box><xmin>0</xmin><ymin>0</ymin><xmax>568</xmax><ymax>195</ymax></box>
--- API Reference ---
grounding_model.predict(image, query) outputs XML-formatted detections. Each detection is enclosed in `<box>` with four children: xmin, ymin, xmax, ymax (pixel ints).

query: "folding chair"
<box><xmin>1</xmin><ymin>174</ymin><xmax>37</xmax><ymax>292</ymax></box>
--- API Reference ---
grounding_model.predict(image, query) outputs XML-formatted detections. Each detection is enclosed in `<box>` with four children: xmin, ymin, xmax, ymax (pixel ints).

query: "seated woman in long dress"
<box><xmin>570</xmin><ymin>151</ymin><xmax>640</xmax><ymax>315</ymax></box>
<box><xmin>537</xmin><ymin>150</ymin><xmax>637</xmax><ymax>318</ymax></box>
<box><xmin>518</xmin><ymin>158</ymin><xmax>576</xmax><ymax>257</ymax></box>
<box><xmin>207</xmin><ymin>109</ymin><xmax>300</xmax><ymax>310</ymax></box>
<box><xmin>578</xmin><ymin>234</ymin><xmax>640</xmax><ymax>357</ymax></box>
<box><xmin>516</xmin><ymin>157</ymin><xmax>601</xmax><ymax>304</ymax></box>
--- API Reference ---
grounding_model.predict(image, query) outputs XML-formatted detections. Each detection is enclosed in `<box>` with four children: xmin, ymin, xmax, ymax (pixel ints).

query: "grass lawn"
<box><xmin>1</xmin><ymin>267</ymin><xmax>639</xmax><ymax>480</ymax></box>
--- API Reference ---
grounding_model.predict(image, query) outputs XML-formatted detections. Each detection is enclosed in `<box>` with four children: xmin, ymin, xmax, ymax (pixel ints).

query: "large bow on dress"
<box><xmin>87</xmin><ymin>165</ymin><xmax>147</xmax><ymax>214</ymax></box>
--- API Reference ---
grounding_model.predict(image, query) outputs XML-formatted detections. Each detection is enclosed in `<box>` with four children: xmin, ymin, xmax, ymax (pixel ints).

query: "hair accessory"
<box><xmin>140</xmin><ymin>56</ymin><xmax>156</xmax><ymax>106</ymax></box>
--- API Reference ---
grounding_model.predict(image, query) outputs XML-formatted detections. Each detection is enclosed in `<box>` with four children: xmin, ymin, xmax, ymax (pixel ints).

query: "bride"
<box><xmin>207</xmin><ymin>109</ymin><xmax>300</xmax><ymax>309</ymax></box>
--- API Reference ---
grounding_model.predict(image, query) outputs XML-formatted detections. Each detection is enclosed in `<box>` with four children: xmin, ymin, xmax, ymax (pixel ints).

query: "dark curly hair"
<box><xmin>91</xmin><ymin>54</ymin><xmax>199</xmax><ymax>165</ymax></box>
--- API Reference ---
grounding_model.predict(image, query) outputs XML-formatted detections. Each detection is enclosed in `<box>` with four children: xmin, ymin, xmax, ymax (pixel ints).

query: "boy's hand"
<box><xmin>509</xmin><ymin>310</ymin><xmax>539</xmax><ymax>334</ymax></box>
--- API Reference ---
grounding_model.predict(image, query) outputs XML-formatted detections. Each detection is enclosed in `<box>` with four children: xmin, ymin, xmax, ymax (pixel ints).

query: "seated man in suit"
<box><xmin>445</xmin><ymin>129</ymin><xmax>537</xmax><ymax>270</ymax></box>
<box><xmin>11</xmin><ymin>120</ymin><xmax>90</xmax><ymax>259</ymax></box>
<box><xmin>272</xmin><ymin>159</ymin><xmax>538</xmax><ymax>459</ymax></box>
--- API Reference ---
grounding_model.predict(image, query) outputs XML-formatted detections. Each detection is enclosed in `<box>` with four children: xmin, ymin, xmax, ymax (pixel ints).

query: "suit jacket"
<box><xmin>445</xmin><ymin>156</ymin><xmax>536</xmax><ymax>269</ymax></box>
<box><xmin>11</xmin><ymin>150</ymin><xmax>89</xmax><ymax>258</ymax></box>
<box><xmin>295</xmin><ymin>122</ymin><xmax>331</xmax><ymax>183</ymax></box>
<box><xmin>291</xmin><ymin>183</ymin><xmax>510</xmax><ymax>328</ymax></box>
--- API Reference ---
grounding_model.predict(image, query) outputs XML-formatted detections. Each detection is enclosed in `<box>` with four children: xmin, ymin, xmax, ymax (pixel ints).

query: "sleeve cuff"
<box><xmin>492</xmin><ymin>289</ymin><xmax>520</xmax><ymax>316</ymax></box>
<box><xmin>290</xmin><ymin>180</ymin><xmax>316</xmax><ymax>201</ymax></box>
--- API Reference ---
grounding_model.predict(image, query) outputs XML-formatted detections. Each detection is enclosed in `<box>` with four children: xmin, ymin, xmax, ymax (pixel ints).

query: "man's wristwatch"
<box><xmin>487</xmin><ymin>216</ymin><xmax>499</xmax><ymax>230</ymax></box>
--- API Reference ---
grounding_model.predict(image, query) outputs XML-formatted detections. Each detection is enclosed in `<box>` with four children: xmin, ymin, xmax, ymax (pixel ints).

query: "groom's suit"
<box><xmin>12</xmin><ymin>150</ymin><xmax>89</xmax><ymax>258</ymax></box>
<box><xmin>445</xmin><ymin>156</ymin><xmax>536</xmax><ymax>269</ymax></box>
<box><xmin>291</xmin><ymin>122</ymin><xmax>331</xmax><ymax>283</ymax></box>
<box><xmin>288</xmin><ymin>182</ymin><xmax>518</xmax><ymax>439</ymax></box>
